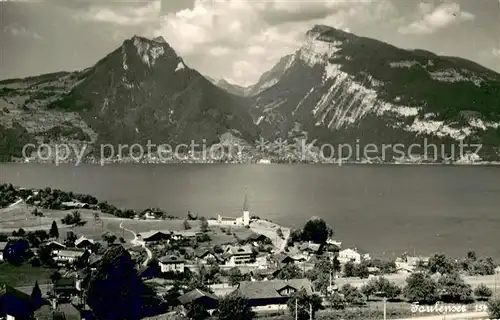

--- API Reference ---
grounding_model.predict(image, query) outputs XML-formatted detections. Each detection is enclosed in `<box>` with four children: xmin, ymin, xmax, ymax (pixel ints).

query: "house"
<box><xmin>225</xmin><ymin>245</ymin><xmax>254</xmax><ymax>266</ymax></box>
<box><xmin>250</xmin><ymin>268</ymin><xmax>278</xmax><ymax>281</ymax></box>
<box><xmin>45</xmin><ymin>241</ymin><xmax>66</xmax><ymax>253</ymax></box>
<box><xmin>61</xmin><ymin>201</ymin><xmax>89</xmax><ymax>210</ymax></box>
<box><xmin>53</xmin><ymin>278</ymin><xmax>78</xmax><ymax>302</ymax></box>
<box><xmin>178</xmin><ymin>289</ymin><xmax>218</xmax><ymax>312</ymax></box>
<box><xmin>338</xmin><ymin>248</ymin><xmax>370</xmax><ymax>264</ymax></box>
<box><xmin>54</xmin><ymin>250</ymin><xmax>88</xmax><ymax>265</ymax></box>
<box><xmin>195</xmin><ymin>249</ymin><xmax>223</xmax><ymax>264</ymax></box>
<box><xmin>138</xmin><ymin>231</ymin><xmax>170</xmax><ymax>244</ymax></box>
<box><xmin>87</xmin><ymin>254</ymin><xmax>102</xmax><ymax>270</ymax></box>
<box><xmin>138</xmin><ymin>264</ymin><xmax>159</xmax><ymax>280</ymax></box>
<box><xmin>272</xmin><ymin>253</ymin><xmax>295</xmax><ymax>267</ymax></box>
<box><xmin>159</xmin><ymin>255</ymin><xmax>185</xmax><ymax>273</ymax></box>
<box><xmin>299</xmin><ymin>242</ymin><xmax>322</xmax><ymax>256</ymax></box>
<box><xmin>35</xmin><ymin>302</ymin><xmax>84</xmax><ymax>320</ymax></box>
<box><xmin>216</xmin><ymin>194</ymin><xmax>250</xmax><ymax>226</ymax></box>
<box><xmin>74</xmin><ymin>236</ymin><xmax>94</xmax><ymax>251</ymax></box>
<box><xmin>0</xmin><ymin>282</ymin><xmax>35</xmax><ymax>319</ymax></box>
<box><xmin>171</xmin><ymin>231</ymin><xmax>198</xmax><ymax>241</ymax></box>
<box><xmin>0</xmin><ymin>242</ymin><xmax>7</xmax><ymax>261</ymax></box>
<box><xmin>235</xmin><ymin>279</ymin><xmax>313</xmax><ymax>309</ymax></box>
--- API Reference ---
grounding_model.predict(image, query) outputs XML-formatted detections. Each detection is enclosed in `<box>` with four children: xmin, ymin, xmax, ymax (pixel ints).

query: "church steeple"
<box><xmin>243</xmin><ymin>192</ymin><xmax>249</xmax><ymax>212</ymax></box>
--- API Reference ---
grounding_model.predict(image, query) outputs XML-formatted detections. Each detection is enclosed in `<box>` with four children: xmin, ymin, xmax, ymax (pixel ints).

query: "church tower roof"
<box><xmin>243</xmin><ymin>192</ymin><xmax>249</xmax><ymax>212</ymax></box>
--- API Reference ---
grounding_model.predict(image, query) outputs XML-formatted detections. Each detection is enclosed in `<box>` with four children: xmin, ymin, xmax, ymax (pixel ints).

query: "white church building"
<box><xmin>217</xmin><ymin>194</ymin><xmax>250</xmax><ymax>226</ymax></box>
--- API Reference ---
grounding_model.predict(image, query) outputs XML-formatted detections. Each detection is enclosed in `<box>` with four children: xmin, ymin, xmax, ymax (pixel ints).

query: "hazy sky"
<box><xmin>1</xmin><ymin>0</ymin><xmax>499</xmax><ymax>86</ymax></box>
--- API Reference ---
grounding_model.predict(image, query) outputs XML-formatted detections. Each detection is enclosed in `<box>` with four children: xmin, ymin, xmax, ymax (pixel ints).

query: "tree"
<box><xmin>217</xmin><ymin>293</ymin><xmax>253</xmax><ymax>320</ymax></box>
<box><xmin>332</xmin><ymin>255</ymin><xmax>341</xmax><ymax>273</ymax></box>
<box><xmin>437</xmin><ymin>272</ymin><xmax>473</xmax><ymax>303</ymax></box>
<box><xmin>276</xmin><ymin>228</ymin><xmax>284</xmax><ymax>239</ymax></box>
<box><xmin>30</xmin><ymin>281</ymin><xmax>43</xmax><ymax>310</ymax></box>
<box><xmin>49</xmin><ymin>221</ymin><xmax>59</xmax><ymax>239</ymax></box>
<box><xmin>341</xmin><ymin>284</ymin><xmax>365</xmax><ymax>306</ymax></box>
<box><xmin>474</xmin><ymin>284</ymin><xmax>492</xmax><ymax>301</ymax></box>
<box><xmin>327</xmin><ymin>292</ymin><xmax>345</xmax><ymax>310</ymax></box>
<box><xmin>343</xmin><ymin>261</ymin><xmax>355</xmax><ymax>277</ymax></box>
<box><xmin>200</xmin><ymin>217</ymin><xmax>209</xmax><ymax>233</ymax></box>
<box><xmin>186</xmin><ymin>302</ymin><xmax>208</xmax><ymax>320</ymax></box>
<box><xmin>467</xmin><ymin>251</ymin><xmax>477</xmax><ymax>261</ymax></box>
<box><xmin>87</xmin><ymin>246</ymin><xmax>144</xmax><ymax>320</ymax></box>
<box><xmin>355</xmin><ymin>262</ymin><xmax>369</xmax><ymax>278</ymax></box>
<box><xmin>3</xmin><ymin>239</ymin><xmax>30</xmax><ymax>266</ymax></box>
<box><xmin>183</xmin><ymin>220</ymin><xmax>191</xmax><ymax>230</ymax></box>
<box><xmin>404</xmin><ymin>272</ymin><xmax>439</xmax><ymax>304</ymax></box>
<box><xmin>302</xmin><ymin>217</ymin><xmax>332</xmax><ymax>244</ymax></box>
<box><xmin>287</xmin><ymin>288</ymin><xmax>322</xmax><ymax>320</ymax></box>
<box><xmin>65</xmin><ymin>231</ymin><xmax>77</xmax><ymax>247</ymax></box>
<box><xmin>488</xmin><ymin>299</ymin><xmax>500</xmax><ymax>319</ymax></box>
<box><xmin>228</xmin><ymin>267</ymin><xmax>243</xmax><ymax>286</ymax></box>
<box><xmin>427</xmin><ymin>253</ymin><xmax>457</xmax><ymax>275</ymax></box>
<box><xmin>276</xmin><ymin>263</ymin><xmax>303</xmax><ymax>280</ymax></box>
<box><xmin>102</xmin><ymin>232</ymin><xmax>117</xmax><ymax>246</ymax></box>
<box><xmin>362</xmin><ymin>277</ymin><xmax>401</xmax><ymax>301</ymax></box>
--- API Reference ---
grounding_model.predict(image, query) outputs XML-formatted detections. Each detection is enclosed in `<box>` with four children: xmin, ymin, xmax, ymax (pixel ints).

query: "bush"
<box><xmin>474</xmin><ymin>284</ymin><xmax>492</xmax><ymax>301</ymax></box>
<box><xmin>488</xmin><ymin>299</ymin><xmax>500</xmax><ymax>318</ymax></box>
<box><xmin>404</xmin><ymin>273</ymin><xmax>439</xmax><ymax>304</ymax></box>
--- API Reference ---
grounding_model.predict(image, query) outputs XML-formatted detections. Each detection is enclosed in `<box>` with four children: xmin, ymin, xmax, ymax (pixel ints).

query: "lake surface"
<box><xmin>1</xmin><ymin>163</ymin><xmax>500</xmax><ymax>258</ymax></box>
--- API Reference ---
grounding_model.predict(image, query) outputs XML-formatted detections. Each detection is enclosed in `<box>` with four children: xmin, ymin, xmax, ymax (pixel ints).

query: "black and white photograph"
<box><xmin>0</xmin><ymin>0</ymin><xmax>500</xmax><ymax>319</ymax></box>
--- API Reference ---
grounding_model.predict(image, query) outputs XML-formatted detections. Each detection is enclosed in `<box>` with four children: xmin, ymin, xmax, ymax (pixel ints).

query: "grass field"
<box><xmin>0</xmin><ymin>263</ymin><xmax>53</xmax><ymax>286</ymax></box>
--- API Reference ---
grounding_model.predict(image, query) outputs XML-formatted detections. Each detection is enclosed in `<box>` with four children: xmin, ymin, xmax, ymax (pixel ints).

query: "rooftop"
<box><xmin>178</xmin><ymin>289</ymin><xmax>218</xmax><ymax>305</ymax></box>
<box><xmin>57</xmin><ymin>250</ymin><xmax>86</xmax><ymax>258</ymax></box>
<box><xmin>236</xmin><ymin>279</ymin><xmax>313</xmax><ymax>300</ymax></box>
<box><xmin>159</xmin><ymin>255</ymin><xmax>185</xmax><ymax>264</ymax></box>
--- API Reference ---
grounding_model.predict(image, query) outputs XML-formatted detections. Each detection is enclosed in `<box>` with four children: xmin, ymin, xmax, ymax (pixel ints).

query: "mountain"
<box><xmin>207</xmin><ymin>77</ymin><xmax>246</xmax><ymax>97</ymax></box>
<box><xmin>0</xmin><ymin>36</ymin><xmax>259</xmax><ymax>161</ymax></box>
<box><xmin>250</xmin><ymin>25</ymin><xmax>500</xmax><ymax>161</ymax></box>
<box><xmin>245</xmin><ymin>54</ymin><xmax>295</xmax><ymax>97</ymax></box>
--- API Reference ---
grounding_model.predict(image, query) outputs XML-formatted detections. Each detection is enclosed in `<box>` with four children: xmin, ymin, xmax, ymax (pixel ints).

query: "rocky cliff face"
<box><xmin>249</xmin><ymin>25</ymin><xmax>500</xmax><ymax>160</ymax></box>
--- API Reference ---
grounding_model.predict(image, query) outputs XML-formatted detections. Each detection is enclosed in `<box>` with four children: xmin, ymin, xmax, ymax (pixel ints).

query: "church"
<box><xmin>217</xmin><ymin>194</ymin><xmax>250</xmax><ymax>226</ymax></box>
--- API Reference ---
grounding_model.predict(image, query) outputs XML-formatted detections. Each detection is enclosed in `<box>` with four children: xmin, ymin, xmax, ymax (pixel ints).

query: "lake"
<box><xmin>1</xmin><ymin>163</ymin><xmax>500</xmax><ymax>259</ymax></box>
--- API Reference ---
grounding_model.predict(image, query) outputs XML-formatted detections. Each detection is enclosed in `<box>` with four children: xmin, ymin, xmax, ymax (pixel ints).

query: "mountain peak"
<box><xmin>152</xmin><ymin>36</ymin><xmax>166</xmax><ymax>44</ymax></box>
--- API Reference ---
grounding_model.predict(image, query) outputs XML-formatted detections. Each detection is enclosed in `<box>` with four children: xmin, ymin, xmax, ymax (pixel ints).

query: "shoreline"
<box><xmin>3</xmin><ymin>161</ymin><xmax>500</xmax><ymax>166</ymax></box>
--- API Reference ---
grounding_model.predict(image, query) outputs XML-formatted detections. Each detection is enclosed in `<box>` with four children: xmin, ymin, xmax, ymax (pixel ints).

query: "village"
<box><xmin>1</xmin><ymin>183</ymin><xmax>500</xmax><ymax>320</ymax></box>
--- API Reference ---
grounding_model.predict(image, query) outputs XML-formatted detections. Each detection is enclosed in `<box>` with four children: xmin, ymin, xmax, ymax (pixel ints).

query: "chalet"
<box><xmin>178</xmin><ymin>289</ymin><xmax>218</xmax><ymax>312</ymax></box>
<box><xmin>195</xmin><ymin>249</ymin><xmax>223</xmax><ymax>264</ymax></box>
<box><xmin>250</xmin><ymin>268</ymin><xmax>279</xmax><ymax>281</ymax></box>
<box><xmin>225</xmin><ymin>245</ymin><xmax>254</xmax><ymax>266</ymax></box>
<box><xmin>0</xmin><ymin>282</ymin><xmax>34</xmax><ymax>319</ymax></box>
<box><xmin>241</xmin><ymin>232</ymin><xmax>269</xmax><ymax>244</ymax></box>
<box><xmin>299</xmin><ymin>242</ymin><xmax>322</xmax><ymax>256</ymax></box>
<box><xmin>138</xmin><ymin>231</ymin><xmax>170</xmax><ymax>244</ymax></box>
<box><xmin>74</xmin><ymin>236</ymin><xmax>94</xmax><ymax>250</ymax></box>
<box><xmin>235</xmin><ymin>279</ymin><xmax>313</xmax><ymax>309</ymax></box>
<box><xmin>45</xmin><ymin>241</ymin><xmax>66</xmax><ymax>253</ymax></box>
<box><xmin>272</xmin><ymin>253</ymin><xmax>295</xmax><ymax>268</ymax></box>
<box><xmin>171</xmin><ymin>231</ymin><xmax>198</xmax><ymax>241</ymax></box>
<box><xmin>159</xmin><ymin>255</ymin><xmax>185</xmax><ymax>273</ymax></box>
<box><xmin>54</xmin><ymin>250</ymin><xmax>88</xmax><ymax>265</ymax></box>
<box><xmin>0</xmin><ymin>242</ymin><xmax>7</xmax><ymax>261</ymax></box>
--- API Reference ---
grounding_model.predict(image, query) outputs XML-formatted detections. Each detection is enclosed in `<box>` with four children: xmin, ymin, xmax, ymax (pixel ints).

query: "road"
<box><xmin>393</xmin><ymin>311</ymin><xmax>489</xmax><ymax>320</ymax></box>
<box><xmin>120</xmin><ymin>221</ymin><xmax>152</xmax><ymax>266</ymax></box>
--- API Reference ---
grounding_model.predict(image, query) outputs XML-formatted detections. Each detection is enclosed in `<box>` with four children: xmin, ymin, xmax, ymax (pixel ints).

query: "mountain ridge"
<box><xmin>1</xmin><ymin>26</ymin><xmax>500</xmax><ymax>162</ymax></box>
